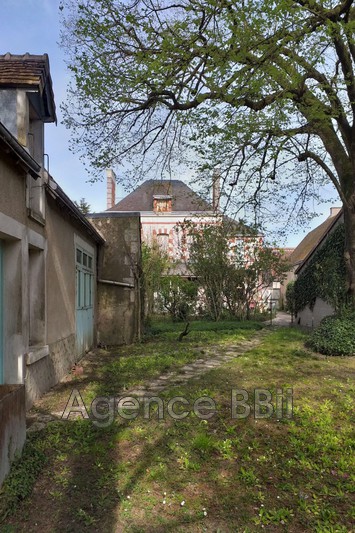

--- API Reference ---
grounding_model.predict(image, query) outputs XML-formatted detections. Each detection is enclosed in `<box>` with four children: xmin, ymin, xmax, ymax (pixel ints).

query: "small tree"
<box><xmin>184</xmin><ymin>220</ymin><xmax>289</xmax><ymax>320</ymax></box>
<box><xmin>286</xmin><ymin>281</ymin><xmax>296</xmax><ymax>323</ymax></box>
<box><xmin>186</xmin><ymin>221</ymin><xmax>233</xmax><ymax>321</ymax></box>
<box><xmin>141</xmin><ymin>241</ymin><xmax>170</xmax><ymax>317</ymax></box>
<box><xmin>241</xmin><ymin>247</ymin><xmax>290</xmax><ymax>318</ymax></box>
<box><xmin>159</xmin><ymin>276</ymin><xmax>198</xmax><ymax>321</ymax></box>
<box><xmin>75</xmin><ymin>197</ymin><xmax>91</xmax><ymax>215</ymax></box>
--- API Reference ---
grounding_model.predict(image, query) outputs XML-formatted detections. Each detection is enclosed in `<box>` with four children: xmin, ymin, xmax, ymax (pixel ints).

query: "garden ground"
<box><xmin>0</xmin><ymin>319</ymin><xmax>354</xmax><ymax>532</ymax></box>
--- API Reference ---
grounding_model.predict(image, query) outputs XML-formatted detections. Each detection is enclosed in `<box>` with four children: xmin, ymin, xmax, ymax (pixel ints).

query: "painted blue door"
<box><xmin>76</xmin><ymin>247</ymin><xmax>94</xmax><ymax>355</ymax></box>
<box><xmin>0</xmin><ymin>240</ymin><xmax>3</xmax><ymax>384</ymax></box>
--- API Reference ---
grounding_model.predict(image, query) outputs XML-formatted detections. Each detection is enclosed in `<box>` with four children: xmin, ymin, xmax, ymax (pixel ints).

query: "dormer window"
<box><xmin>153</xmin><ymin>195</ymin><xmax>172</xmax><ymax>213</ymax></box>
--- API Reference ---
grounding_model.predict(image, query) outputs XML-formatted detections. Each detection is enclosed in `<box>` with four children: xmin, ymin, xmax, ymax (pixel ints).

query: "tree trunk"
<box><xmin>343</xmin><ymin>199</ymin><xmax>355</xmax><ymax>306</ymax></box>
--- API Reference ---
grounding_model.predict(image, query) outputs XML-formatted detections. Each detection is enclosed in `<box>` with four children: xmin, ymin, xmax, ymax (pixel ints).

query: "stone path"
<box><xmin>263</xmin><ymin>311</ymin><xmax>292</xmax><ymax>327</ymax></box>
<box><xmin>27</xmin><ymin>326</ymin><xmax>279</xmax><ymax>431</ymax></box>
<box><xmin>104</xmin><ymin>329</ymin><xmax>271</xmax><ymax>398</ymax></box>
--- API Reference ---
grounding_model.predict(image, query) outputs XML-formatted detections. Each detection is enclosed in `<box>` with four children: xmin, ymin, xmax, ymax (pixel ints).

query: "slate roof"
<box><xmin>0</xmin><ymin>53</ymin><xmax>56</xmax><ymax>122</ymax></box>
<box><xmin>290</xmin><ymin>209</ymin><xmax>343</xmax><ymax>268</ymax></box>
<box><xmin>108</xmin><ymin>180</ymin><xmax>213</xmax><ymax>212</ymax></box>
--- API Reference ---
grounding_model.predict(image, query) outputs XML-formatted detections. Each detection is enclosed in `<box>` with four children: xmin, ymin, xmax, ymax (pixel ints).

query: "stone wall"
<box><xmin>89</xmin><ymin>213</ymin><xmax>142</xmax><ymax>345</ymax></box>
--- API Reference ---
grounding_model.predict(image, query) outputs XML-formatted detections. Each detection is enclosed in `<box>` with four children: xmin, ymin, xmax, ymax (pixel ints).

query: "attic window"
<box><xmin>153</xmin><ymin>195</ymin><xmax>172</xmax><ymax>213</ymax></box>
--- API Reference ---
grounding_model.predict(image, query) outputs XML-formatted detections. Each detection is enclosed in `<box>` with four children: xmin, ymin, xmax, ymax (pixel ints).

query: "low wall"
<box><xmin>0</xmin><ymin>384</ymin><xmax>26</xmax><ymax>487</ymax></box>
<box><xmin>296</xmin><ymin>297</ymin><xmax>335</xmax><ymax>328</ymax></box>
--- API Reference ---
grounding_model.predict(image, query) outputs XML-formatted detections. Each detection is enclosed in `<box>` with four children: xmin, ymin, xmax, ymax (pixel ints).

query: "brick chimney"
<box><xmin>212</xmin><ymin>168</ymin><xmax>221</xmax><ymax>211</ymax></box>
<box><xmin>106</xmin><ymin>169</ymin><xmax>116</xmax><ymax>209</ymax></box>
<box><xmin>329</xmin><ymin>207</ymin><xmax>341</xmax><ymax>217</ymax></box>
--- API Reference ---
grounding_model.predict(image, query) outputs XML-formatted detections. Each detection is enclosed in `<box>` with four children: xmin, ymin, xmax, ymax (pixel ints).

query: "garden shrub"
<box><xmin>307</xmin><ymin>311</ymin><xmax>355</xmax><ymax>356</ymax></box>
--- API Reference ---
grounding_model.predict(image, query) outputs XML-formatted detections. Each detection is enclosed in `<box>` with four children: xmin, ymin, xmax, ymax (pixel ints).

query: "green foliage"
<box><xmin>74</xmin><ymin>197</ymin><xmax>91</xmax><ymax>215</ymax></box>
<box><xmin>60</xmin><ymin>1</ymin><xmax>353</xmax><ymax>233</ymax></box>
<box><xmin>294</xmin><ymin>224</ymin><xmax>346</xmax><ymax>313</ymax></box>
<box><xmin>159</xmin><ymin>275</ymin><xmax>198</xmax><ymax>321</ymax></box>
<box><xmin>0</xmin><ymin>433</ymin><xmax>47</xmax><ymax>519</ymax></box>
<box><xmin>184</xmin><ymin>220</ymin><xmax>289</xmax><ymax>320</ymax></box>
<box><xmin>186</xmin><ymin>221</ymin><xmax>234</xmax><ymax>320</ymax></box>
<box><xmin>61</xmin><ymin>0</ymin><xmax>355</xmax><ymax>300</ymax></box>
<box><xmin>286</xmin><ymin>281</ymin><xmax>296</xmax><ymax>316</ymax></box>
<box><xmin>141</xmin><ymin>241</ymin><xmax>170</xmax><ymax>317</ymax></box>
<box><xmin>307</xmin><ymin>311</ymin><xmax>355</xmax><ymax>356</ymax></box>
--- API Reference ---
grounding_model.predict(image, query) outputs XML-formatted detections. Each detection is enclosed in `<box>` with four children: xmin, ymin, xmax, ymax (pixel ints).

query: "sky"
<box><xmin>0</xmin><ymin>0</ymin><xmax>340</xmax><ymax>247</ymax></box>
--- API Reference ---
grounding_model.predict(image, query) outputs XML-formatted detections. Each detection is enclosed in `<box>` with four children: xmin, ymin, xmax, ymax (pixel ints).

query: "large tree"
<box><xmin>61</xmin><ymin>0</ymin><xmax>355</xmax><ymax>300</ymax></box>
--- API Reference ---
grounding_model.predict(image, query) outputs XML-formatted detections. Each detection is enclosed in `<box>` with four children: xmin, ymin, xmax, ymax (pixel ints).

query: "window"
<box><xmin>153</xmin><ymin>196</ymin><xmax>172</xmax><ymax>213</ymax></box>
<box><xmin>76</xmin><ymin>246</ymin><xmax>94</xmax><ymax>310</ymax></box>
<box><xmin>157</xmin><ymin>233</ymin><xmax>169</xmax><ymax>252</ymax></box>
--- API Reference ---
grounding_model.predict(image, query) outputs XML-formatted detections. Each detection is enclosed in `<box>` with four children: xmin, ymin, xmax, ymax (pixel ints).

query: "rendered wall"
<box><xmin>24</xmin><ymin>195</ymin><xmax>99</xmax><ymax>408</ymax></box>
<box><xmin>0</xmin><ymin>385</ymin><xmax>26</xmax><ymax>487</ymax></box>
<box><xmin>296</xmin><ymin>297</ymin><xmax>335</xmax><ymax>328</ymax></box>
<box><xmin>89</xmin><ymin>213</ymin><xmax>142</xmax><ymax>346</ymax></box>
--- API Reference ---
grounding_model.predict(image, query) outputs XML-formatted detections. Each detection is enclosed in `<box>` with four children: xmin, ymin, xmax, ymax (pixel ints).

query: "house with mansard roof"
<box><xmin>105</xmin><ymin>172</ymin><xmax>256</xmax><ymax>273</ymax></box>
<box><xmin>106</xmin><ymin>175</ymin><xmax>222</xmax><ymax>264</ymax></box>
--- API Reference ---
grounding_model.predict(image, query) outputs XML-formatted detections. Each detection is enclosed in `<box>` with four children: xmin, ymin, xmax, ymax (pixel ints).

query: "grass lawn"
<box><xmin>0</xmin><ymin>321</ymin><xmax>354</xmax><ymax>532</ymax></box>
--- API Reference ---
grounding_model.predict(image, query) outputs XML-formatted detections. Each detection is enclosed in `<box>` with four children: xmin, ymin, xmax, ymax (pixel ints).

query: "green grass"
<box><xmin>1</xmin><ymin>323</ymin><xmax>354</xmax><ymax>532</ymax></box>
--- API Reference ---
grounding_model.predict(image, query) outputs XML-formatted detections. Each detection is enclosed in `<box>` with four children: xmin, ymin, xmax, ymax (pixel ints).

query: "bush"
<box><xmin>285</xmin><ymin>281</ymin><xmax>296</xmax><ymax>316</ymax></box>
<box><xmin>159</xmin><ymin>276</ymin><xmax>198</xmax><ymax>321</ymax></box>
<box><xmin>307</xmin><ymin>311</ymin><xmax>355</xmax><ymax>356</ymax></box>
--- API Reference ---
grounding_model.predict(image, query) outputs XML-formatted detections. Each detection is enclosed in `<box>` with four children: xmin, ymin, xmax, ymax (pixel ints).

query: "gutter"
<box><xmin>98</xmin><ymin>279</ymin><xmax>135</xmax><ymax>289</ymax></box>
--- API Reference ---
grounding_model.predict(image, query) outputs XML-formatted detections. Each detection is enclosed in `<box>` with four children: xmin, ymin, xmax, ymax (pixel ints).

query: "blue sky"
<box><xmin>0</xmin><ymin>0</ymin><xmax>120</xmax><ymax>212</ymax></box>
<box><xmin>0</xmin><ymin>0</ymin><xmax>340</xmax><ymax>246</ymax></box>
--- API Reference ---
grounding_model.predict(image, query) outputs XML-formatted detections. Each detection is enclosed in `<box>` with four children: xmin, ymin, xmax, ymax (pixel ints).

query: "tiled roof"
<box><xmin>0</xmin><ymin>53</ymin><xmax>56</xmax><ymax>122</ymax></box>
<box><xmin>109</xmin><ymin>179</ymin><xmax>213</xmax><ymax>212</ymax></box>
<box><xmin>290</xmin><ymin>210</ymin><xmax>343</xmax><ymax>267</ymax></box>
<box><xmin>281</xmin><ymin>248</ymin><xmax>295</xmax><ymax>259</ymax></box>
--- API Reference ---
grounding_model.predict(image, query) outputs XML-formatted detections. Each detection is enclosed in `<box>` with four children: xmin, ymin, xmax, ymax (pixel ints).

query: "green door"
<box><xmin>0</xmin><ymin>240</ymin><xmax>3</xmax><ymax>384</ymax></box>
<box><xmin>76</xmin><ymin>247</ymin><xmax>94</xmax><ymax>355</ymax></box>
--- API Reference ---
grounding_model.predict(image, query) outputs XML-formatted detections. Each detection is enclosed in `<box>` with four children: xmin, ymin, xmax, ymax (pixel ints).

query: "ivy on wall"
<box><xmin>294</xmin><ymin>223</ymin><xmax>346</xmax><ymax>313</ymax></box>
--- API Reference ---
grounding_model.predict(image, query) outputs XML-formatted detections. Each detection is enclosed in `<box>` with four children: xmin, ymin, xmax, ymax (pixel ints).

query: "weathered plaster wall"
<box><xmin>0</xmin><ymin>90</ymin><xmax>17</xmax><ymax>138</ymax></box>
<box><xmin>45</xmin><ymin>197</ymin><xmax>77</xmax><ymax>345</ymax></box>
<box><xmin>89</xmin><ymin>213</ymin><xmax>142</xmax><ymax>345</ymax></box>
<box><xmin>0</xmin><ymin>153</ymin><xmax>27</xmax><ymax>224</ymax></box>
<box><xmin>296</xmin><ymin>298</ymin><xmax>335</xmax><ymax>328</ymax></box>
<box><xmin>25</xmin><ymin>334</ymin><xmax>76</xmax><ymax>407</ymax></box>
<box><xmin>0</xmin><ymin>385</ymin><xmax>26</xmax><ymax>486</ymax></box>
<box><xmin>23</xmin><ymin>195</ymin><xmax>99</xmax><ymax>408</ymax></box>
